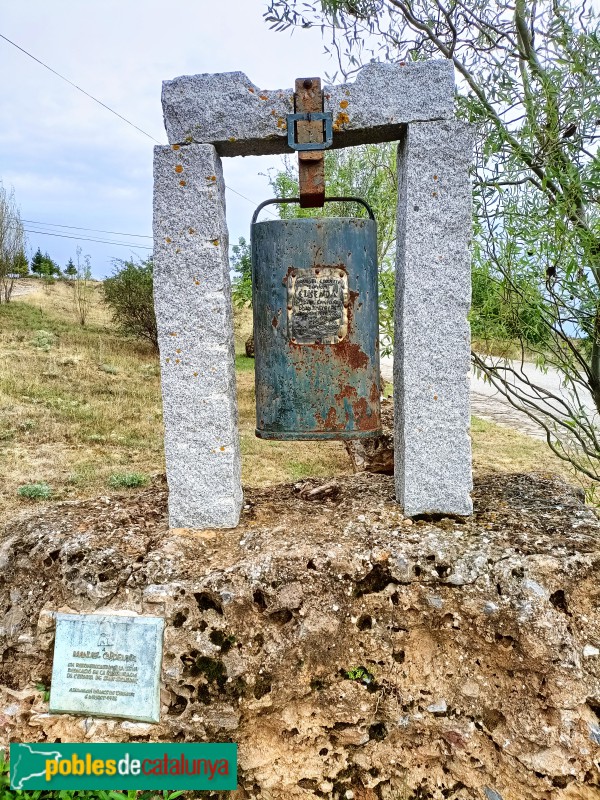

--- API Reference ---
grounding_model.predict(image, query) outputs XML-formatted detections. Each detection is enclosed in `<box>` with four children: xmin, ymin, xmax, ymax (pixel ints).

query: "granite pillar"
<box><xmin>153</xmin><ymin>143</ymin><xmax>242</xmax><ymax>528</ymax></box>
<box><xmin>394</xmin><ymin>121</ymin><xmax>473</xmax><ymax>517</ymax></box>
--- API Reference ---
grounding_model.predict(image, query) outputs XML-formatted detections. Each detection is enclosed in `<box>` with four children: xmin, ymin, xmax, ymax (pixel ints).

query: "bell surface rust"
<box><xmin>251</xmin><ymin>202</ymin><xmax>382</xmax><ymax>440</ymax></box>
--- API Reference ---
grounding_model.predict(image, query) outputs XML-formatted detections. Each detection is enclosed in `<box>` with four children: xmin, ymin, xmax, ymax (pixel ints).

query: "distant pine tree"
<box><xmin>44</xmin><ymin>252</ymin><xmax>61</xmax><ymax>277</ymax></box>
<box><xmin>30</xmin><ymin>247</ymin><xmax>45</xmax><ymax>276</ymax></box>
<box><xmin>65</xmin><ymin>258</ymin><xmax>77</xmax><ymax>278</ymax></box>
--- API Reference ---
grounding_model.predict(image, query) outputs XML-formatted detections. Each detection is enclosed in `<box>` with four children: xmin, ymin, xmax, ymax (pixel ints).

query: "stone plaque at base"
<box><xmin>49</xmin><ymin>613</ymin><xmax>164</xmax><ymax>723</ymax></box>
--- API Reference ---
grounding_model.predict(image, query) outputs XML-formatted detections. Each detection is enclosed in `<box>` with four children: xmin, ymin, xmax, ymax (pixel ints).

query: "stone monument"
<box><xmin>153</xmin><ymin>60</ymin><xmax>473</xmax><ymax>528</ymax></box>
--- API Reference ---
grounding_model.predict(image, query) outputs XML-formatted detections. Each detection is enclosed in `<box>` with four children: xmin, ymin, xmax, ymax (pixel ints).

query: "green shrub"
<box><xmin>108</xmin><ymin>472</ymin><xmax>148</xmax><ymax>489</ymax></box>
<box><xmin>102</xmin><ymin>259</ymin><xmax>157</xmax><ymax>351</ymax></box>
<box><xmin>344</xmin><ymin>666</ymin><xmax>375</xmax><ymax>685</ymax></box>
<box><xmin>30</xmin><ymin>329</ymin><xmax>55</xmax><ymax>350</ymax></box>
<box><xmin>17</xmin><ymin>482</ymin><xmax>52</xmax><ymax>500</ymax></box>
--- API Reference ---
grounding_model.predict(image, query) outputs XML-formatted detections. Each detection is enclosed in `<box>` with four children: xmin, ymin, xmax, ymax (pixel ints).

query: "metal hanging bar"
<box><xmin>251</xmin><ymin>196</ymin><xmax>376</xmax><ymax>226</ymax></box>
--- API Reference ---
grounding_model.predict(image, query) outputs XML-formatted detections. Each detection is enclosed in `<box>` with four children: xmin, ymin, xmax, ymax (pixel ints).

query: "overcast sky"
<box><xmin>0</xmin><ymin>1</ymin><xmax>337</xmax><ymax>278</ymax></box>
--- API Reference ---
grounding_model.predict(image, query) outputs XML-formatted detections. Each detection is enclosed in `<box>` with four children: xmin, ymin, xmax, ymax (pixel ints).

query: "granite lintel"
<box><xmin>161</xmin><ymin>60</ymin><xmax>455</xmax><ymax>156</ymax></box>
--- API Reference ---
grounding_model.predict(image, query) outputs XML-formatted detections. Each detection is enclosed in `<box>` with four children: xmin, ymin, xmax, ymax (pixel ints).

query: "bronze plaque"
<box><xmin>287</xmin><ymin>267</ymin><xmax>348</xmax><ymax>344</ymax></box>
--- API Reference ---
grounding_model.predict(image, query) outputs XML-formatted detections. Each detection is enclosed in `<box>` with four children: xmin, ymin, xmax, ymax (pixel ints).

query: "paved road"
<box><xmin>380</xmin><ymin>355</ymin><xmax>597</xmax><ymax>440</ymax></box>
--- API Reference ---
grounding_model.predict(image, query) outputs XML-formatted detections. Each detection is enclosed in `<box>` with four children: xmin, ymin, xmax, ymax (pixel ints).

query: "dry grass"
<box><xmin>0</xmin><ymin>281</ymin><xmax>582</xmax><ymax>518</ymax></box>
<box><xmin>471</xmin><ymin>416</ymin><xmax>579</xmax><ymax>482</ymax></box>
<box><xmin>0</xmin><ymin>281</ymin><xmax>163</xmax><ymax>516</ymax></box>
<box><xmin>0</xmin><ymin>282</ymin><xmax>349</xmax><ymax>516</ymax></box>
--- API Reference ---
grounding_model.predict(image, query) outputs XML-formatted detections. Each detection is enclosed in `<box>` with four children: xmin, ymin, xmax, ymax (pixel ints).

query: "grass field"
<box><xmin>0</xmin><ymin>280</ymin><xmax>580</xmax><ymax>517</ymax></box>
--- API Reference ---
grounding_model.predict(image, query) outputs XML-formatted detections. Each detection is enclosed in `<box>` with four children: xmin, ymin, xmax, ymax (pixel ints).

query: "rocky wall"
<box><xmin>1</xmin><ymin>472</ymin><xmax>599</xmax><ymax>799</ymax></box>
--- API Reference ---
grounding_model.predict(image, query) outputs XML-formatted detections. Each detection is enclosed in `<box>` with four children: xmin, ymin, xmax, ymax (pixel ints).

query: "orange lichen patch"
<box><xmin>333</xmin><ymin>112</ymin><xmax>350</xmax><ymax>131</ymax></box>
<box><xmin>433</xmin><ymin>174</ymin><xmax>438</xmax><ymax>180</ymax></box>
<box><xmin>271</xmin><ymin>109</ymin><xmax>277</xmax><ymax>116</ymax></box>
<box><xmin>434</xmin><ymin>394</ymin><xmax>438</xmax><ymax>400</ymax></box>
<box><xmin>276</xmin><ymin>118</ymin><xmax>286</xmax><ymax>129</ymax></box>
<box><xmin>175</xmin><ymin>165</ymin><xmax>184</xmax><ymax>173</ymax></box>
<box><xmin>432</xmin><ymin>191</ymin><xmax>438</xmax><ymax>198</ymax></box>
<box><xmin>212</xmin><ymin>239</ymin><xmax>219</xmax><ymax>246</ymax></box>
<box><xmin>248</xmin><ymin>87</ymin><xmax>255</xmax><ymax>93</ymax></box>
<box><xmin>193</xmin><ymin>372</ymin><xmax>198</xmax><ymax>377</ymax></box>
<box><xmin>194</xmin><ymin>280</ymin><xmax>201</xmax><ymax>285</ymax></box>
<box><xmin>189</xmin><ymin>227</ymin><xmax>196</xmax><ymax>234</ymax></box>
<box><xmin>176</xmin><ymin>349</ymin><xmax>181</xmax><ymax>354</ymax></box>
<box><xmin>259</xmin><ymin>94</ymin><xmax>268</xmax><ymax>101</ymax></box>
<box><xmin>219</xmin><ymin>446</ymin><xmax>226</xmax><ymax>452</ymax></box>
<box><xmin>175</xmin><ymin>359</ymin><xmax>180</xmax><ymax>364</ymax></box>
<box><xmin>207</xmin><ymin>175</ymin><xmax>217</xmax><ymax>181</ymax></box>
<box><xmin>340</xmin><ymin>100</ymin><xmax>349</xmax><ymax>109</ymax></box>
<box><xmin>172</xmin><ymin>144</ymin><xmax>180</xmax><ymax>151</ymax></box>
<box><xmin>179</xmin><ymin>180</ymin><xmax>186</xmax><ymax>186</ymax></box>
<box><xmin>165</xmin><ymin>237</ymin><xmax>172</xmax><ymax>243</ymax></box>
<box><xmin>169</xmin><ymin>332</ymin><xmax>177</xmax><ymax>336</ymax></box>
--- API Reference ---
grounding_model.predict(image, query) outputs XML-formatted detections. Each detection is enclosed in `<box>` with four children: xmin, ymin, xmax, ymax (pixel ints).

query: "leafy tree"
<box><xmin>0</xmin><ymin>183</ymin><xmax>27</xmax><ymax>303</ymax></box>
<box><xmin>12</xmin><ymin>249</ymin><xmax>29</xmax><ymax>278</ymax></box>
<box><xmin>102</xmin><ymin>257</ymin><xmax>158</xmax><ymax>350</ymax></box>
<box><xmin>265</xmin><ymin>0</ymin><xmax>600</xmax><ymax>481</ymax></box>
<box><xmin>231</xmin><ymin>236</ymin><xmax>253</xmax><ymax>308</ymax></box>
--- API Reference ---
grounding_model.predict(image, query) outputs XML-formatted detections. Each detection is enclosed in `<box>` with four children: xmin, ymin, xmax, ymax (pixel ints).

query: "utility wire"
<box><xmin>23</xmin><ymin>228</ymin><xmax>152</xmax><ymax>249</ymax></box>
<box><xmin>22</xmin><ymin>219</ymin><xmax>153</xmax><ymax>239</ymax></box>
<box><xmin>0</xmin><ymin>33</ymin><xmax>163</xmax><ymax>145</ymax></box>
<box><xmin>1</xmin><ymin>32</ymin><xmax>278</xmax><ymax>220</ymax></box>
<box><xmin>226</xmin><ymin>186</ymin><xmax>277</xmax><ymax>216</ymax></box>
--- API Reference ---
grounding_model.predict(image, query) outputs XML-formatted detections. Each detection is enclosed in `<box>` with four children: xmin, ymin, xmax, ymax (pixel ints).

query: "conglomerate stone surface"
<box><xmin>394</xmin><ymin>121</ymin><xmax>473</xmax><ymax>517</ymax></box>
<box><xmin>161</xmin><ymin>60</ymin><xmax>455</xmax><ymax>156</ymax></box>
<box><xmin>1</xmin><ymin>472</ymin><xmax>600</xmax><ymax>799</ymax></box>
<box><xmin>153</xmin><ymin>142</ymin><xmax>243</xmax><ymax>528</ymax></box>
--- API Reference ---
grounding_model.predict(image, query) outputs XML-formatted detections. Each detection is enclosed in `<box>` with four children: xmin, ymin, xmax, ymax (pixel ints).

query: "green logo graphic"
<box><xmin>10</xmin><ymin>743</ymin><xmax>237</xmax><ymax>790</ymax></box>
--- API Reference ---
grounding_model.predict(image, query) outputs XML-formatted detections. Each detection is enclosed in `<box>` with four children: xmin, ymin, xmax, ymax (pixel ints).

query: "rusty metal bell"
<box><xmin>251</xmin><ymin>197</ymin><xmax>382</xmax><ymax>440</ymax></box>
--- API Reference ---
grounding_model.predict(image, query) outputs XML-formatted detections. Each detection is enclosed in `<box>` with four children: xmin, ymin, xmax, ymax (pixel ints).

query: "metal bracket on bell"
<box><xmin>286</xmin><ymin>112</ymin><xmax>333</xmax><ymax>151</ymax></box>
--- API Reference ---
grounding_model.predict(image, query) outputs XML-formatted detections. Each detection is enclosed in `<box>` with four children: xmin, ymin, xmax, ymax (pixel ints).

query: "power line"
<box><xmin>22</xmin><ymin>219</ymin><xmax>153</xmax><ymax>239</ymax></box>
<box><xmin>0</xmin><ymin>32</ymin><xmax>278</xmax><ymax>219</ymax></box>
<box><xmin>226</xmin><ymin>186</ymin><xmax>277</xmax><ymax>217</ymax></box>
<box><xmin>23</xmin><ymin>228</ymin><xmax>152</xmax><ymax>249</ymax></box>
<box><xmin>0</xmin><ymin>33</ymin><xmax>163</xmax><ymax>145</ymax></box>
